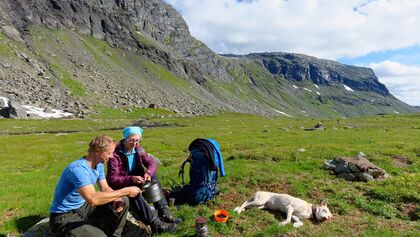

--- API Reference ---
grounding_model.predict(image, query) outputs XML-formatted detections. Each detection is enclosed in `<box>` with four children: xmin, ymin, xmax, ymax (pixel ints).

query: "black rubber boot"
<box><xmin>150</xmin><ymin>216</ymin><xmax>177</xmax><ymax>234</ymax></box>
<box><xmin>156</xmin><ymin>204</ymin><xmax>183</xmax><ymax>224</ymax></box>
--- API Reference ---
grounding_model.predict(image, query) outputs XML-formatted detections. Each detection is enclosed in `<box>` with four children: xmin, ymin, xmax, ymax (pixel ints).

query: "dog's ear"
<box><xmin>321</xmin><ymin>199</ymin><xmax>328</xmax><ymax>206</ymax></box>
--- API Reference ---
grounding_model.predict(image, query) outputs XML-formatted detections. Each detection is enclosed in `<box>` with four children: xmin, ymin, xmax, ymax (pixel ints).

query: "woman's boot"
<box><xmin>150</xmin><ymin>215</ymin><xmax>177</xmax><ymax>234</ymax></box>
<box><xmin>154</xmin><ymin>200</ymin><xmax>182</xmax><ymax>223</ymax></box>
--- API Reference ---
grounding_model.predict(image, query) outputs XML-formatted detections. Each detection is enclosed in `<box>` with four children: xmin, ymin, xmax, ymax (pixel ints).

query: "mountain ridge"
<box><xmin>0</xmin><ymin>0</ymin><xmax>416</xmax><ymax>118</ymax></box>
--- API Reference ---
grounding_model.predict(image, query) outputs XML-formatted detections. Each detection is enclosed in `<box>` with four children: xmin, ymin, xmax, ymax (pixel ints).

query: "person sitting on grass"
<box><xmin>49</xmin><ymin>135</ymin><xmax>141</xmax><ymax>237</ymax></box>
<box><xmin>106</xmin><ymin>126</ymin><xmax>182</xmax><ymax>234</ymax></box>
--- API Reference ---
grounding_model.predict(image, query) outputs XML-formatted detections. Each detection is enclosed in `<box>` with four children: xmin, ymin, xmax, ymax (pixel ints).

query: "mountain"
<box><xmin>0</xmin><ymin>0</ymin><xmax>416</xmax><ymax>118</ymax></box>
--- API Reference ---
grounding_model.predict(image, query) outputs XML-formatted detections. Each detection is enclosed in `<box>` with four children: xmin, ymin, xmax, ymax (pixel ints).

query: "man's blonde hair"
<box><xmin>88</xmin><ymin>135</ymin><xmax>115</xmax><ymax>153</ymax></box>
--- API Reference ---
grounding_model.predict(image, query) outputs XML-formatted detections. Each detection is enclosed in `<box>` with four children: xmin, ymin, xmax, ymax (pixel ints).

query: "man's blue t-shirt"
<box><xmin>50</xmin><ymin>157</ymin><xmax>105</xmax><ymax>213</ymax></box>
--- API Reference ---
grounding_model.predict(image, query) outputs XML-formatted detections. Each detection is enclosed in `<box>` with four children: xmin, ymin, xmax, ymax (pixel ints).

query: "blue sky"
<box><xmin>164</xmin><ymin>0</ymin><xmax>420</xmax><ymax>106</ymax></box>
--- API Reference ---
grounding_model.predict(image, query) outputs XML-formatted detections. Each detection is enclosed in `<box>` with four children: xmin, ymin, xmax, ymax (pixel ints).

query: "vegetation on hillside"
<box><xmin>0</xmin><ymin>111</ymin><xmax>419</xmax><ymax>236</ymax></box>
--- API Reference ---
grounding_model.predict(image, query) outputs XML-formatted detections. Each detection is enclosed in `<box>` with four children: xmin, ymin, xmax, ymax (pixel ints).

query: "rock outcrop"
<box><xmin>325</xmin><ymin>153</ymin><xmax>390</xmax><ymax>182</ymax></box>
<box><xmin>246</xmin><ymin>52</ymin><xmax>390</xmax><ymax>96</ymax></box>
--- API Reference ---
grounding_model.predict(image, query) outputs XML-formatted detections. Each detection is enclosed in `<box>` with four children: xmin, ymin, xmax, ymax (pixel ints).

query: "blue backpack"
<box><xmin>178</xmin><ymin>138</ymin><xmax>226</xmax><ymax>204</ymax></box>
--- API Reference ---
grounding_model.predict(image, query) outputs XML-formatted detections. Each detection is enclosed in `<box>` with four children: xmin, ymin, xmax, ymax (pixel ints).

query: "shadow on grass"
<box><xmin>15</xmin><ymin>215</ymin><xmax>45</xmax><ymax>233</ymax></box>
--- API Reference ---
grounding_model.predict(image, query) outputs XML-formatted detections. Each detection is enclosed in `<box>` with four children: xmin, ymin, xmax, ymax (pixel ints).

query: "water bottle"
<box><xmin>195</xmin><ymin>216</ymin><xmax>208</xmax><ymax>237</ymax></box>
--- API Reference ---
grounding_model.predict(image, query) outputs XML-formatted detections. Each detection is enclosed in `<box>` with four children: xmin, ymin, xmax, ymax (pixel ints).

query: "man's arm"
<box><xmin>79</xmin><ymin>183</ymin><xmax>140</xmax><ymax>207</ymax></box>
<box><xmin>97</xmin><ymin>179</ymin><xmax>113</xmax><ymax>192</ymax></box>
<box><xmin>97</xmin><ymin>179</ymin><xmax>129</xmax><ymax>213</ymax></box>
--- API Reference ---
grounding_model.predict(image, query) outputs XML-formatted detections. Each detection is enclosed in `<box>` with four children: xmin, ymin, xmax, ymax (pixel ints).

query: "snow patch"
<box><xmin>272</xmin><ymin>108</ymin><xmax>293</xmax><ymax>117</ymax></box>
<box><xmin>303</xmin><ymin>88</ymin><xmax>312</xmax><ymax>92</ymax></box>
<box><xmin>292</xmin><ymin>85</ymin><xmax>299</xmax><ymax>89</ymax></box>
<box><xmin>314</xmin><ymin>84</ymin><xmax>319</xmax><ymax>89</ymax></box>
<box><xmin>393</xmin><ymin>111</ymin><xmax>400</xmax><ymax>114</ymax></box>
<box><xmin>22</xmin><ymin>105</ymin><xmax>73</xmax><ymax>118</ymax></box>
<box><xmin>316</xmin><ymin>91</ymin><xmax>321</xmax><ymax>95</ymax></box>
<box><xmin>342</xmin><ymin>84</ymin><xmax>354</xmax><ymax>92</ymax></box>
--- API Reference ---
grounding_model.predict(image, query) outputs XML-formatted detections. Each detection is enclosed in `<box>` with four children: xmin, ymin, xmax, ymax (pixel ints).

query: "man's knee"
<box><xmin>120</xmin><ymin>196</ymin><xmax>130</xmax><ymax>212</ymax></box>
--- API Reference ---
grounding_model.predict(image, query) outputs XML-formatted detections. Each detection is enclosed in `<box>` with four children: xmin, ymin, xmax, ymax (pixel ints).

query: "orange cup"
<box><xmin>213</xmin><ymin>209</ymin><xmax>229</xmax><ymax>223</ymax></box>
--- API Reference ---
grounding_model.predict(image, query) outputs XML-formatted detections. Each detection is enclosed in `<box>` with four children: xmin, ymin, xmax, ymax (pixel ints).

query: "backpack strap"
<box><xmin>178</xmin><ymin>154</ymin><xmax>191</xmax><ymax>185</ymax></box>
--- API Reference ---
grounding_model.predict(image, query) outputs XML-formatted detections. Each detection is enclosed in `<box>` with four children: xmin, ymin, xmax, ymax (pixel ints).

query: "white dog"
<box><xmin>234</xmin><ymin>191</ymin><xmax>332</xmax><ymax>228</ymax></box>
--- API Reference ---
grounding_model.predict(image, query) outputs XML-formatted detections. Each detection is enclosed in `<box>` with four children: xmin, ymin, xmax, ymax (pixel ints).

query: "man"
<box><xmin>50</xmin><ymin>135</ymin><xmax>141</xmax><ymax>237</ymax></box>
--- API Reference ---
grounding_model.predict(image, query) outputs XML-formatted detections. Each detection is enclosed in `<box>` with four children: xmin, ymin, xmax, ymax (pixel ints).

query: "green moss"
<box><xmin>81</xmin><ymin>35</ymin><xmax>110</xmax><ymax>66</ymax></box>
<box><xmin>89</xmin><ymin>106</ymin><xmax>175</xmax><ymax>119</ymax></box>
<box><xmin>139</xmin><ymin>59</ymin><xmax>190</xmax><ymax>88</ymax></box>
<box><xmin>134</xmin><ymin>31</ymin><xmax>158</xmax><ymax>48</ymax></box>
<box><xmin>187</xmin><ymin>41</ymin><xmax>205</xmax><ymax>54</ymax></box>
<box><xmin>0</xmin><ymin>32</ymin><xmax>14</xmax><ymax>57</ymax></box>
<box><xmin>164</xmin><ymin>32</ymin><xmax>175</xmax><ymax>46</ymax></box>
<box><xmin>49</xmin><ymin>63</ymin><xmax>86</xmax><ymax>96</ymax></box>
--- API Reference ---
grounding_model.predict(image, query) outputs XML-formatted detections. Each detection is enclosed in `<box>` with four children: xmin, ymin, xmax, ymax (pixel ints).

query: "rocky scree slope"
<box><xmin>0</xmin><ymin>0</ymin><xmax>416</xmax><ymax>118</ymax></box>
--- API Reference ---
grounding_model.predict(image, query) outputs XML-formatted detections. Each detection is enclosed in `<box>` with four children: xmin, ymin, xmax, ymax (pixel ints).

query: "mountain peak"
<box><xmin>0</xmin><ymin>0</ymin><xmax>416</xmax><ymax>118</ymax></box>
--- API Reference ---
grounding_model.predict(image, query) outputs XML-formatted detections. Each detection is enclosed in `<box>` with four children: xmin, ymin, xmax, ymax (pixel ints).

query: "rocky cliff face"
<box><xmin>247</xmin><ymin>53</ymin><xmax>389</xmax><ymax>96</ymax></box>
<box><xmin>0</xmin><ymin>0</ymin><xmax>416</xmax><ymax>118</ymax></box>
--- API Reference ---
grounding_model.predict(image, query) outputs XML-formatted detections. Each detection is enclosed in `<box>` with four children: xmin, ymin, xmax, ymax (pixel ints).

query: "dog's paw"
<box><xmin>279</xmin><ymin>221</ymin><xmax>289</xmax><ymax>226</ymax></box>
<box><xmin>234</xmin><ymin>207</ymin><xmax>241</xmax><ymax>213</ymax></box>
<box><xmin>293</xmin><ymin>222</ymin><xmax>303</xmax><ymax>228</ymax></box>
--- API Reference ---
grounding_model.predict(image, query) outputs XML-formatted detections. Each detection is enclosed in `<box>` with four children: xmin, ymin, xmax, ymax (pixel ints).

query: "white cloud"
<box><xmin>165</xmin><ymin>0</ymin><xmax>420</xmax><ymax>105</ymax></box>
<box><xmin>370</xmin><ymin>61</ymin><xmax>420</xmax><ymax>106</ymax></box>
<box><xmin>165</xmin><ymin>0</ymin><xmax>420</xmax><ymax>59</ymax></box>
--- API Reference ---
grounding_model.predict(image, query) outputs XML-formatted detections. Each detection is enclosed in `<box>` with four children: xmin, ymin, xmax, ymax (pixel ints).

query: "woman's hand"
<box><xmin>144</xmin><ymin>173</ymin><xmax>152</xmax><ymax>182</ymax></box>
<box><xmin>132</xmin><ymin>176</ymin><xmax>145</xmax><ymax>184</ymax></box>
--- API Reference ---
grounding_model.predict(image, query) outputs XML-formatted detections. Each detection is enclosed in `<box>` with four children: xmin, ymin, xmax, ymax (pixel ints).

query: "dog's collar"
<box><xmin>311</xmin><ymin>205</ymin><xmax>317</xmax><ymax>219</ymax></box>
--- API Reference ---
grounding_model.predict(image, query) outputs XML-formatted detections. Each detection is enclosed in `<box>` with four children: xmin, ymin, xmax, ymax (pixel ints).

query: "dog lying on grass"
<box><xmin>234</xmin><ymin>191</ymin><xmax>332</xmax><ymax>227</ymax></box>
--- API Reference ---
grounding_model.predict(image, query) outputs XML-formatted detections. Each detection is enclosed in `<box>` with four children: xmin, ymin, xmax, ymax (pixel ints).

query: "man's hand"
<box><xmin>123</xmin><ymin>186</ymin><xmax>141</xmax><ymax>197</ymax></box>
<box><xmin>132</xmin><ymin>176</ymin><xmax>144</xmax><ymax>185</ymax></box>
<box><xmin>113</xmin><ymin>198</ymin><xmax>125</xmax><ymax>213</ymax></box>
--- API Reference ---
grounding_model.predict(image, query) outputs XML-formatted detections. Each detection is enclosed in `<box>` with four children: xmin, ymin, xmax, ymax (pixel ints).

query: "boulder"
<box><xmin>0</xmin><ymin>97</ymin><xmax>8</xmax><ymax>108</ymax></box>
<box><xmin>0</xmin><ymin>101</ymin><xmax>27</xmax><ymax>118</ymax></box>
<box><xmin>324</xmin><ymin>153</ymin><xmax>389</xmax><ymax>182</ymax></box>
<box><xmin>23</xmin><ymin>214</ymin><xmax>149</xmax><ymax>237</ymax></box>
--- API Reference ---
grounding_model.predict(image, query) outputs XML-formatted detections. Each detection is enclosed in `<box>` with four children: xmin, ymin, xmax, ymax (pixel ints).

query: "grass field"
<box><xmin>0</xmin><ymin>110</ymin><xmax>419</xmax><ymax>236</ymax></box>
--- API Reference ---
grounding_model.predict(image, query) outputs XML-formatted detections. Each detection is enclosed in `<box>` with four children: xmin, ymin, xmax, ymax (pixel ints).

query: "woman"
<box><xmin>106</xmin><ymin>126</ymin><xmax>181</xmax><ymax>234</ymax></box>
<box><xmin>50</xmin><ymin>135</ymin><xmax>141</xmax><ymax>237</ymax></box>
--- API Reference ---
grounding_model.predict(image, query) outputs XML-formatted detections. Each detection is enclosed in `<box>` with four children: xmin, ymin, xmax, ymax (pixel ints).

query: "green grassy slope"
<box><xmin>0</xmin><ymin>111</ymin><xmax>419</xmax><ymax>236</ymax></box>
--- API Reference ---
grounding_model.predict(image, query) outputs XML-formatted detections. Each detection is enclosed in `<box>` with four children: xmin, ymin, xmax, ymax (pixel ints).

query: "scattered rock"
<box><xmin>325</xmin><ymin>153</ymin><xmax>389</xmax><ymax>182</ymax></box>
<box><xmin>2</xmin><ymin>62</ymin><xmax>12</xmax><ymax>68</ymax></box>
<box><xmin>343</xmin><ymin>125</ymin><xmax>357</xmax><ymax>129</ymax></box>
<box><xmin>1</xmin><ymin>25</ymin><xmax>23</xmax><ymax>42</ymax></box>
<box><xmin>356</xmin><ymin>151</ymin><xmax>365</xmax><ymax>158</ymax></box>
